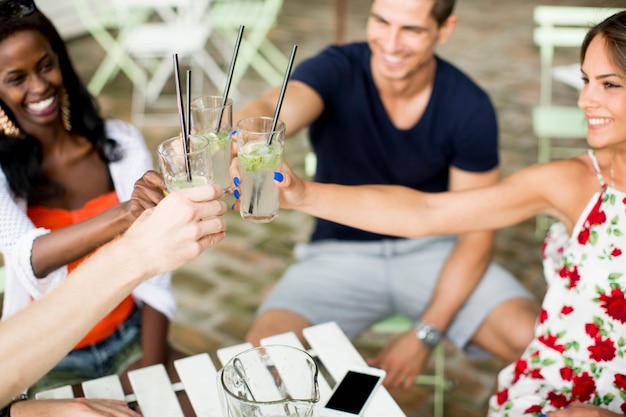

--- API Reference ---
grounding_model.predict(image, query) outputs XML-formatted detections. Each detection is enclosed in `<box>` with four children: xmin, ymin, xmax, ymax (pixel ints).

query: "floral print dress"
<box><xmin>489</xmin><ymin>150</ymin><xmax>626</xmax><ymax>416</ymax></box>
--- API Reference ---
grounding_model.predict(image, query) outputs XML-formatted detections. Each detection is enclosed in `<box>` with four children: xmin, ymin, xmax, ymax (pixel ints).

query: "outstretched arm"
<box><xmin>274</xmin><ymin>161</ymin><xmax>559</xmax><ymax>237</ymax></box>
<box><xmin>0</xmin><ymin>184</ymin><xmax>227</xmax><ymax>406</ymax></box>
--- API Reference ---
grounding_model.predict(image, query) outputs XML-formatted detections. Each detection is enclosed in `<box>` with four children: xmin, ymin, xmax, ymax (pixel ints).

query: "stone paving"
<box><xmin>60</xmin><ymin>0</ymin><xmax>623</xmax><ymax>416</ymax></box>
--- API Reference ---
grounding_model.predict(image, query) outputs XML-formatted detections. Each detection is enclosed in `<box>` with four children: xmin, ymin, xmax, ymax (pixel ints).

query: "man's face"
<box><xmin>367</xmin><ymin>0</ymin><xmax>454</xmax><ymax>82</ymax></box>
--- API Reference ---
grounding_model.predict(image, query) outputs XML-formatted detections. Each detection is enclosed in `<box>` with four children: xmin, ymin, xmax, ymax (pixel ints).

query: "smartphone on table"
<box><xmin>320</xmin><ymin>366</ymin><xmax>386</xmax><ymax>417</ymax></box>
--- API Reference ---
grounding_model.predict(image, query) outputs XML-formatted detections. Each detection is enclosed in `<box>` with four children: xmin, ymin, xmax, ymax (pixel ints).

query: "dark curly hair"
<box><xmin>0</xmin><ymin>2</ymin><xmax>121</xmax><ymax>202</ymax></box>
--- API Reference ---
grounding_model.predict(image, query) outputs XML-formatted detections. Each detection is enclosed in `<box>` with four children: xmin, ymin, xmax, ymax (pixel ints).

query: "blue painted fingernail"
<box><xmin>273</xmin><ymin>172</ymin><xmax>284</xmax><ymax>182</ymax></box>
<box><xmin>230</xmin><ymin>203</ymin><xmax>235</xmax><ymax>211</ymax></box>
<box><xmin>539</xmin><ymin>414</ymin><xmax>547</xmax><ymax>417</ymax></box>
<box><xmin>233</xmin><ymin>189</ymin><xmax>240</xmax><ymax>199</ymax></box>
<box><xmin>233</xmin><ymin>176</ymin><xmax>240</xmax><ymax>187</ymax></box>
<box><xmin>230</xmin><ymin>130</ymin><xmax>237</xmax><ymax>137</ymax></box>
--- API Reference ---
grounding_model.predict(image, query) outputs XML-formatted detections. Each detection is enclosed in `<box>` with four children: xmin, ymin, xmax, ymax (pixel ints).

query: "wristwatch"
<box><xmin>414</xmin><ymin>321</ymin><xmax>442</xmax><ymax>348</ymax></box>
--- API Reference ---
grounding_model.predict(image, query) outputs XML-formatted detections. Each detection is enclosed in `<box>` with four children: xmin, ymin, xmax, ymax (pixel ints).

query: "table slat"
<box><xmin>216</xmin><ymin>342</ymin><xmax>253</xmax><ymax>366</ymax></box>
<box><xmin>128</xmin><ymin>364</ymin><xmax>184</xmax><ymax>417</ymax></box>
<box><xmin>174</xmin><ymin>353</ymin><xmax>223</xmax><ymax>417</ymax></box>
<box><xmin>34</xmin><ymin>384</ymin><xmax>74</xmax><ymax>400</ymax></box>
<box><xmin>303</xmin><ymin>322</ymin><xmax>406</xmax><ymax>417</ymax></box>
<box><xmin>82</xmin><ymin>374</ymin><xmax>125</xmax><ymax>400</ymax></box>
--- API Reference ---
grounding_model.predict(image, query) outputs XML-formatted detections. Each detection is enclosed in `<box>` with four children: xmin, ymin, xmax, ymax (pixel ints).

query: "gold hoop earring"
<box><xmin>61</xmin><ymin>89</ymin><xmax>71</xmax><ymax>132</ymax></box>
<box><xmin>0</xmin><ymin>107</ymin><xmax>23</xmax><ymax>138</ymax></box>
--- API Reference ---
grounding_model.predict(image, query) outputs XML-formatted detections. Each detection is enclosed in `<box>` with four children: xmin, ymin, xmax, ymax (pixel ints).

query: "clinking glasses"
<box><xmin>0</xmin><ymin>0</ymin><xmax>36</xmax><ymax>18</ymax></box>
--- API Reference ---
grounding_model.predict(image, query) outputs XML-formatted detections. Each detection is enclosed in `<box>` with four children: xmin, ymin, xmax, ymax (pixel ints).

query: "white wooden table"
<box><xmin>36</xmin><ymin>322</ymin><xmax>406</xmax><ymax>417</ymax></box>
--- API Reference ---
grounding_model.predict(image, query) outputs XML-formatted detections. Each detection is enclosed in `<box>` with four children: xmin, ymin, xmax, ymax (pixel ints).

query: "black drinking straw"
<box><xmin>173</xmin><ymin>53</ymin><xmax>191</xmax><ymax>181</ymax></box>
<box><xmin>248</xmin><ymin>45</ymin><xmax>298</xmax><ymax>214</ymax></box>
<box><xmin>216</xmin><ymin>25</ymin><xmax>245</xmax><ymax>133</ymax></box>
<box><xmin>267</xmin><ymin>44</ymin><xmax>298</xmax><ymax>145</ymax></box>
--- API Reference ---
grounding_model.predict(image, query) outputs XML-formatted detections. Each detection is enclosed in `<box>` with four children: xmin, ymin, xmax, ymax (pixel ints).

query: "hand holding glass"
<box><xmin>157</xmin><ymin>134</ymin><xmax>212</xmax><ymax>192</ymax></box>
<box><xmin>237</xmin><ymin>116</ymin><xmax>285</xmax><ymax>223</ymax></box>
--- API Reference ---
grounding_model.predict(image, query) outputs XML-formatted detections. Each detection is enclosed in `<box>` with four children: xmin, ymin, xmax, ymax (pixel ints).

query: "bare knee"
<box><xmin>246</xmin><ymin>309</ymin><xmax>312</xmax><ymax>346</ymax></box>
<box><xmin>472</xmin><ymin>297</ymin><xmax>540</xmax><ymax>363</ymax></box>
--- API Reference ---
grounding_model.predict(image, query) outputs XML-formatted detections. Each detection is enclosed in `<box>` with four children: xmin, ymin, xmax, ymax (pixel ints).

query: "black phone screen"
<box><xmin>324</xmin><ymin>371</ymin><xmax>382</xmax><ymax>414</ymax></box>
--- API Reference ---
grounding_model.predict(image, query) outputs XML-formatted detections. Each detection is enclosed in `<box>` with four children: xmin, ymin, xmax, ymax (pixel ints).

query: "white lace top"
<box><xmin>0</xmin><ymin>120</ymin><xmax>175</xmax><ymax>321</ymax></box>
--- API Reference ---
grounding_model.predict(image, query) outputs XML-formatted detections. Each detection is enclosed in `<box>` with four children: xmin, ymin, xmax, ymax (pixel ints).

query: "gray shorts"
<box><xmin>258</xmin><ymin>236</ymin><xmax>534</xmax><ymax>353</ymax></box>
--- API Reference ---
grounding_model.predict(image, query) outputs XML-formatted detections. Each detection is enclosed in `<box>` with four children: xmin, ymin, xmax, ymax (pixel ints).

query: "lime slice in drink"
<box><xmin>169</xmin><ymin>175</ymin><xmax>209</xmax><ymax>191</ymax></box>
<box><xmin>239</xmin><ymin>141</ymin><xmax>282</xmax><ymax>171</ymax></box>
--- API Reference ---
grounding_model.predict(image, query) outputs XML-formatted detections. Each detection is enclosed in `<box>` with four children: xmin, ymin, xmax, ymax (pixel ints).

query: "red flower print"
<box><xmin>539</xmin><ymin>309</ymin><xmax>548</xmax><ymax>323</ymax></box>
<box><xmin>599</xmin><ymin>288</ymin><xmax>626</xmax><ymax>324</ymax></box>
<box><xmin>585</xmin><ymin>323</ymin><xmax>600</xmax><ymax>338</ymax></box>
<box><xmin>548</xmin><ymin>391</ymin><xmax>570</xmax><ymax>408</ymax></box>
<box><xmin>611</xmin><ymin>248</ymin><xmax>623</xmax><ymax>257</ymax></box>
<box><xmin>529</xmin><ymin>368</ymin><xmax>543</xmax><ymax>379</ymax></box>
<box><xmin>578</xmin><ymin>195</ymin><xmax>606</xmax><ymax>244</ymax></box>
<box><xmin>578</xmin><ymin>228</ymin><xmax>590</xmax><ymax>245</ymax></box>
<box><xmin>512</xmin><ymin>359</ymin><xmax>528</xmax><ymax>383</ymax></box>
<box><xmin>560</xmin><ymin>306</ymin><xmax>574</xmax><ymax>315</ymax></box>
<box><xmin>571</xmin><ymin>372</ymin><xmax>596</xmax><ymax>402</ymax></box>
<box><xmin>614</xmin><ymin>374</ymin><xmax>626</xmax><ymax>390</ymax></box>
<box><xmin>496</xmin><ymin>388</ymin><xmax>508</xmax><ymax>406</ymax></box>
<box><xmin>558</xmin><ymin>265</ymin><xmax>580</xmax><ymax>288</ymax></box>
<box><xmin>588</xmin><ymin>337</ymin><xmax>616</xmax><ymax>362</ymax></box>
<box><xmin>560</xmin><ymin>367</ymin><xmax>573</xmax><ymax>381</ymax></box>
<box><xmin>524</xmin><ymin>405</ymin><xmax>543</xmax><ymax>414</ymax></box>
<box><xmin>538</xmin><ymin>334</ymin><xmax>565</xmax><ymax>353</ymax></box>
<box><xmin>622</xmin><ymin>403</ymin><xmax>626</xmax><ymax>415</ymax></box>
<box><xmin>588</xmin><ymin>205</ymin><xmax>607</xmax><ymax>226</ymax></box>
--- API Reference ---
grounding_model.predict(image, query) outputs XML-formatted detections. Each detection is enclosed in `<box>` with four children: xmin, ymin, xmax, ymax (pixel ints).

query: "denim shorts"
<box><xmin>28</xmin><ymin>306</ymin><xmax>142</xmax><ymax>395</ymax></box>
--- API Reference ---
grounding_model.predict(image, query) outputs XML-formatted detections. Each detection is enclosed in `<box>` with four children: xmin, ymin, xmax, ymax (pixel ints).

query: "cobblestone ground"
<box><xmin>60</xmin><ymin>0</ymin><xmax>623</xmax><ymax>416</ymax></box>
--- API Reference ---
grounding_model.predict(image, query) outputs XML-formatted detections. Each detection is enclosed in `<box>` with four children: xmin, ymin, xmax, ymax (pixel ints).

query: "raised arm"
<box><xmin>233</xmin><ymin>81</ymin><xmax>324</xmax><ymax>137</ymax></box>
<box><xmin>275</xmin><ymin>160</ymin><xmax>577</xmax><ymax>237</ymax></box>
<box><xmin>0</xmin><ymin>185</ymin><xmax>226</xmax><ymax>405</ymax></box>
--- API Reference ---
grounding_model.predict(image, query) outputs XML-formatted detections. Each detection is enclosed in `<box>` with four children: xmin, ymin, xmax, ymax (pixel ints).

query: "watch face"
<box><xmin>416</xmin><ymin>323</ymin><xmax>440</xmax><ymax>347</ymax></box>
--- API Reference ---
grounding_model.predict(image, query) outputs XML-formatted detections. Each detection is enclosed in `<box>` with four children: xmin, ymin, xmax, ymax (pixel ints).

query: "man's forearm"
<box><xmin>418</xmin><ymin>231</ymin><xmax>494</xmax><ymax>333</ymax></box>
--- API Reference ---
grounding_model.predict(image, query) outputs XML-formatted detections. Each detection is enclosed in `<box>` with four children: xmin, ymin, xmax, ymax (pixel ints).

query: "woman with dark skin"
<box><xmin>0</xmin><ymin>0</ymin><xmax>179</xmax><ymax>396</ymax></box>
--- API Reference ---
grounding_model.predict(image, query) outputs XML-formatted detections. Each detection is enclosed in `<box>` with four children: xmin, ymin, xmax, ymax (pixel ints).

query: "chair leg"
<box><xmin>433</xmin><ymin>343</ymin><xmax>444</xmax><ymax>417</ymax></box>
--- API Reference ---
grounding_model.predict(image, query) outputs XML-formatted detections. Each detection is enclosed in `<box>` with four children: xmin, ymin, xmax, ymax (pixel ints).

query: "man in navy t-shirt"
<box><xmin>235</xmin><ymin>0</ymin><xmax>539</xmax><ymax>388</ymax></box>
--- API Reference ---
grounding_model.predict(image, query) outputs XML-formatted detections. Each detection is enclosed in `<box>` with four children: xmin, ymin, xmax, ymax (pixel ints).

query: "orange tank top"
<box><xmin>27</xmin><ymin>191</ymin><xmax>135</xmax><ymax>349</ymax></box>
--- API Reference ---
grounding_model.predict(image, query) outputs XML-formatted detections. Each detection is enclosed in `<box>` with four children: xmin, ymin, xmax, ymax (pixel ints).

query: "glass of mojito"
<box><xmin>237</xmin><ymin>116</ymin><xmax>285</xmax><ymax>223</ymax></box>
<box><xmin>157</xmin><ymin>134</ymin><xmax>212</xmax><ymax>192</ymax></box>
<box><xmin>190</xmin><ymin>95</ymin><xmax>233</xmax><ymax>193</ymax></box>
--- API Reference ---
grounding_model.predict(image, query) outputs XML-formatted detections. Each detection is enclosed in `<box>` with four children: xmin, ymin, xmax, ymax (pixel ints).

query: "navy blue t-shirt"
<box><xmin>291</xmin><ymin>43</ymin><xmax>499</xmax><ymax>242</ymax></box>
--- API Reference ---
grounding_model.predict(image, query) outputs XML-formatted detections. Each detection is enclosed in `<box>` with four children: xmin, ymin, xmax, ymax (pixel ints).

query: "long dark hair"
<box><xmin>0</xmin><ymin>4</ymin><xmax>121</xmax><ymax>201</ymax></box>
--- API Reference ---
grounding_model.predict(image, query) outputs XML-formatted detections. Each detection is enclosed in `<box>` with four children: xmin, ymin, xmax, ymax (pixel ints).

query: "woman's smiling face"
<box><xmin>0</xmin><ymin>29</ymin><xmax>63</xmax><ymax>134</ymax></box>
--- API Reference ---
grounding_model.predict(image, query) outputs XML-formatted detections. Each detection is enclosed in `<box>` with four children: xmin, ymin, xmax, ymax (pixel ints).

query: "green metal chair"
<box><xmin>368</xmin><ymin>314</ymin><xmax>453</xmax><ymax>417</ymax></box>
<box><xmin>73</xmin><ymin>0</ymin><xmax>224</xmax><ymax>126</ymax></box>
<box><xmin>207</xmin><ymin>0</ymin><xmax>288</xmax><ymax>88</ymax></box>
<box><xmin>532</xmin><ymin>6</ymin><xmax>623</xmax><ymax>238</ymax></box>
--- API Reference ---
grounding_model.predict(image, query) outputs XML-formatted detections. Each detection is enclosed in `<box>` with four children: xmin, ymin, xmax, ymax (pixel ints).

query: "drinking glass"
<box><xmin>217</xmin><ymin>345</ymin><xmax>320</xmax><ymax>417</ymax></box>
<box><xmin>157</xmin><ymin>134</ymin><xmax>212</xmax><ymax>192</ymax></box>
<box><xmin>236</xmin><ymin>116</ymin><xmax>285</xmax><ymax>223</ymax></box>
<box><xmin>190</xmin><ymin>95</ymin><xmax>233</xmax><ymax>192</ymax></box>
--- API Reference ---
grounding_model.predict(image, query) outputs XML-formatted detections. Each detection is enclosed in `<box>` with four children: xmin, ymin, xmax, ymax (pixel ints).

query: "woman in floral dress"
<box><xmin>232</xmin><ymin>9</ymin><xmax>626</xmax><ymax>417</ymax></box>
